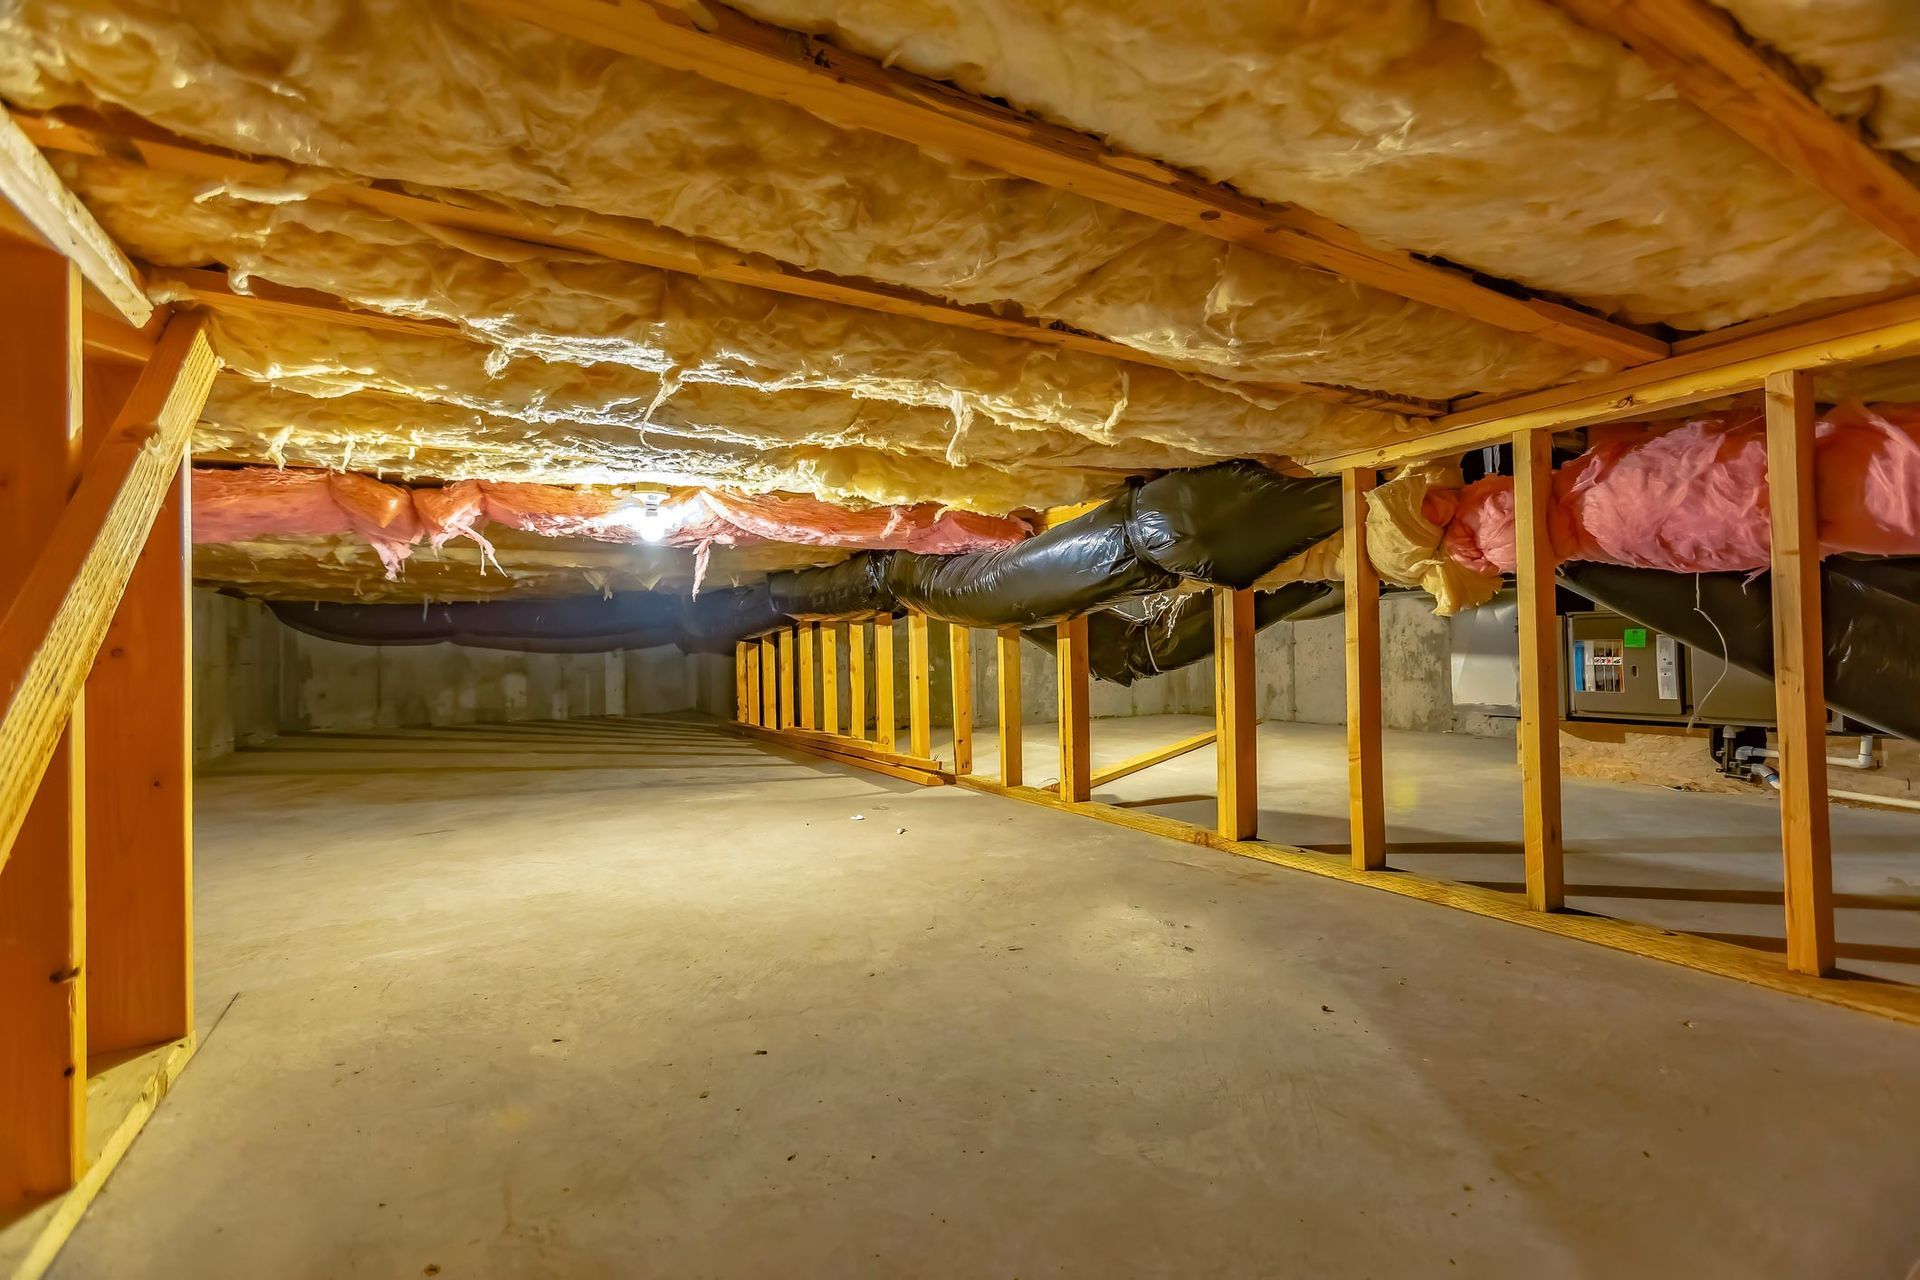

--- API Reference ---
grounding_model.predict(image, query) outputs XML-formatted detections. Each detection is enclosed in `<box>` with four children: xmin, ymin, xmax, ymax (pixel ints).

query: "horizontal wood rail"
<box><xmin>1087</xmin><ymin>728</ymin><xmax>1216</xmax><ymax>789</ymax></box>
<box><xmin>460</xmin><ymin>0</ymin><xmax>1667</xmax><ymax>368</ymax></box>
<box><xmin>12</xmin><ymin>110</ymin><xmax>1438</xmax><ymax>418</ymax></box>
<box><xmin>0</xmin><ymin>315</ymin><xmax>216</xmax><ymax>872</ymax></box>
<box><xmin>1308</xmin><ymin>289</ymin><xmax>1920</xmax><ymax>472</ymax></box>
<box><xmin>734</xmin><ymin>723</ymin><xmax>951</xmax><ymax>786</ymax></box>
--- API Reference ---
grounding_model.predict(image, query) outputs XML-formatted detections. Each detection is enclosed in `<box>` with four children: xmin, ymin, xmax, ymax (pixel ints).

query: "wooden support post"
<box><xmin>0</xmin><ymin>244</ymin><xmax>87</xmax><ymax>1200</ymax></box>
<box><xmin>1514</xmin><ymin>428</ymin><xmax>1564</xmax><ymax>912</ymax></box>
<box><xmin>874</xmin><ymin>614</ymin><xmax>897</xmax><ymax>752</ymax></box>
<box><xmin>997</xmin><ymin>627</ymin><xmax>1022</xmax><ymax>787</ymax></box>
<box><xmin>741</xmin><ymin>642</ymin><xmax>759</xmax><ymax>726</ymax></box>
<box><xmin>948</xmin><ymin>624</ymin><xmax>973</xmax><ymax>775</ymax></box>
<box><xmin>1213</xmin><ymin>587</ymin><xmax>1258</xmax><ymax>840</ymax></box>
<box><xmin>821</xmin><ymin>623</ymin><xmax>841</xmax><ymax>737</ymax></box>
<box><xmin>1057</xmin><ymin>615</ymin><xmax>1091</xmax><ymax>802</ymax></box>
<box><xmin>777</xmin><ymin>627</ymin><xmax>796</xmax><ymax>730</ymax></box>
<box><xmin>797</xmin><ymin>622</ymin><xmax>817</xmax><ymax>731</ymax></box>
<box><xmin>759</xmin><ymin>636</ymin><xmax>777</xmax><ymax>727</ymax></box>
<box><xmin>1765</xmin><ymin>369</ymin><xmax>1835</xmax><ymax>976</ymax></box>
<box><xmin>1343</xmin><ymin>468</ymin><xmax>1386</xmax><ymax>869</ymax></box>
<box><xmin>734</xmin><ymin>642</ymin><xmax>750</xmax><ymax>723</ymax></box>
<box><xmin>906</xmin><ymin>612</ymin><xmax>933</xmax><ymax>760</ymax></box>
<box><xmin>848</xmin><ymin>622</ymin><xmax>868</xmax><ymax>741</ymax></box>
<box><xmin>83</xmin><ymin>451</ymin><xmax>192</xmax><ymax>1055</ymax></box>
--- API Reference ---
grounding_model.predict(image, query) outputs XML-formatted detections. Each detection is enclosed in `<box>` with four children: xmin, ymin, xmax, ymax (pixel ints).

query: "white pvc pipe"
<box><xmin>1747</xmin><ymin>762</ymin><xmax>1920</xmax><ymax>812</ymax></box>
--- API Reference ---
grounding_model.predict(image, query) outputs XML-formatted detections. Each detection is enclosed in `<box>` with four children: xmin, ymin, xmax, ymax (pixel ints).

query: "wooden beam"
<box><xmin>0</xmin><ymin>112</ymin><xmax>150</xmax><ymax>326</ymax></box>
<box><xmin>457</xmin><ymin>0</ymin><xmax>1665</xmax><ymax>367</ymax></box>
<box><xmin>83</xmin><ymin>447</ymin><xmax>193</xmax><ymax>1057</ymax></box>
<box><xmin>733</xmin><ymin>723</ymin><xmax>951</xmax><ymax>787</ymax></box>
<box><xmin>1764</xmin><ymin>369</ymin><xmax>1835</xmax><ymax>975</ymax></box>
<box><xmin>1552</xmin><ymin>0</ymin><xmax>1920</xmax><ymax>259</ymax></box>
<box><xmin>1091</xmin><ymin>728</ymin><xmax>1216</xmax><ymax>789</ymax></box>
<box><xmin>797</xmin><ymin>622</ymin><xmax>817</xmax><ymax>731</ymax></box>
<box><xmin>759</xmin><ymin>636</ymin><xmax>776</xmax><ymax>727</ymax></box>
<box><xmin>873</xmin><ymin>614</ymin><xmax>896</xmax><ymax>753</ymax></box>
<box><xmin>1212</xmin><ymin>588</ymin><xmax>1257</xmax><ymax>840</ymax></box>
<box><xmin>738</xmin><ymin>641</ymin><xmax>756</xmax><ymax>725</ymax></box>
<box><xmin>1308</xmin><ymin>289</ymin><xmax>1920</xmax><ymax>473</ymax></box>
<box><xmin>777</xmin><ymin>627</ymin><xmax>795</xmax><ymax>730</ymax></box>
<box><xmin>996</xmin><ymin>627</ymin><xmax>1023</xmax><ymax>788</ymax></box>
<box><xmin>947</xmin><ymin>624</ymin><xmax>973</xmax><ymax>775</ymax></box>
<box><xmin>820</xmin><ymin>623</ymin><xmax>841</xmax><ymax>737</ymax></box>
<box><xmin>13</xmin><ymin>113</ymin><xmax>1440</xmax><ymax>418</ymax></box>
<box><xmin>906</xmin><ymin>613</ymin><xmax>932</xmax><ymax>761</ymax></box>
<box><xmin>0</xmin><ymin>245</ymin><xmax>88</xmax><ymax>1204</ymax></box>
<box><xmin>847</xmin><ymin>622</ymin><xmax>868</xmax><ymax>742</ymax></box>
<box><xmin>1342</xmin><ymin>470</ymin><xmax>1386</xmax><ymax>870</ymax></box>
<box><xmin>1056</xmin><ymin>616</ymin><xmax>1091</xmax><ymax>802</ymax></box>
<box><xmin>1514</xmin><ymin>429</ymin><xmax>1565</xmax><ymax>912</ymax></box>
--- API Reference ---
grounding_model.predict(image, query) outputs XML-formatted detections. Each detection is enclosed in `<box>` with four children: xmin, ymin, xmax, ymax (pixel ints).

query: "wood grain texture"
<box><xmin>906</xmin><ymin>613</ymin><xmax>932</xmax><ymax>761</ymax></box>
<box><xmin>455</xmin><ymin>0</ymin><xmax>1665</xmax><ymax>366</ymax></box>
<box><xmin>797</xmin><ymin>623</ymin><xmax>816</xmax><ymax>731</ymax></box>
<box><xmin>947</xmin><ymin>624</ymin><xmax>972</xmax><ymax>775</ymax></box>
<box><xmin>1553</xmin><ymin>0</ymin><xmax>1920</xmax><ymax>257</ymax></box>
<box><xmin>1342</xmin><ymin>469</ymin><xmax>1386</xmax><ymax>870</ymax></box>
<box><xmin>1056</xmin><ymin>616</ymin><xmax>1091</xmax><ymax>802</ymax></box>
<box><xmin>1091</xmin><ymin>728</ymin><xmax>1216</xmax><ymax>789</ymax></box>
<box><xmin>1764</xmin><ymin>369</ymin><xmax>1835</xmax><ymax>975</ymax></box>
<box><xmin>820</xmin><ymin>623</ymin><xmax>840</xmax><ymax>737</ymax></box>
<box><xmin>847</xmin><ymin>622</ymin><xmax>868</xmax><ymax>742</ymax></box>
<box><xmin>996</xmin><ymin>628</ymin><xmax>1022</xmax><ymax>788</ymax></box>
<box><xmin>873</xmin><ymin>615</ymin><xmax>896</xmax><ymax>752</ymax></box>
<box><xmin>1514</xmin><ymin>429</ymin><xmax>1565</xmax><ymax>912</ymax></box>
<box><xmin>776</xmin><ymin>627</ymin><xmax>795</xmax><ymax>730</ymax></box>
<box><xmin>0</xmin><ymin>247</ymin><xmax>88</xmax><ymax>1203</ymax></box>
<box><xmin>0</xmin><ymin>112</ymin><xmax>150</xmax><ymax>325</ymax></box>
<box><xmin>13</xmin><ymin>113</ymin><xmax>1437</xmax><ymax>417</ymax></box>
<box><xmin>758</xmin><ymin>637</ymin><xmax>776</xmax><ymax>727</ymax></box>
<box><xmin>1212</xmin><ymin>588</ymin><xmax>1257</xmax><ymax>840</ymax></box>
<box><xmin>737</xmin><ymin>642</ymin><xmax>756</xmax><ymax>725</ymax></box>
<box><xmin>83</xmin><ymin>457</ymin><xmax>193</xmax><ymax>1055</ymax></box>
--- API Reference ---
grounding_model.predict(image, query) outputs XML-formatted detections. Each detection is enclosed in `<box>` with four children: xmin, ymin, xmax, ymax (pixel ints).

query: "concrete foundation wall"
<box><xmin>193</xmin><ymin>591</ymin><xmax>283</xmax><ymax>763</ymax></box>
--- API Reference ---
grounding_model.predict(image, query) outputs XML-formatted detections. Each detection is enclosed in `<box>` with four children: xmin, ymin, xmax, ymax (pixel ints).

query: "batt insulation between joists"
<box><xmin>0</xmin><ymin>0</ymin><xmax>1605</xmax><ymax>406</ymax></box>
<box><xmin>1712</xmin><ymin>0</ymin><xmax>1920</xmax><ymax>160</ymax></box>
<box><xmin>724</xmin><ymin>0</ymin><xmax>1920</xmax><ymax>329</ymax></box>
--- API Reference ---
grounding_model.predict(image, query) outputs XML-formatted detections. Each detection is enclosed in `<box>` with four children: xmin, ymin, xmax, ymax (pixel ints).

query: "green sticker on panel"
<box><xmin>1622</xmin><ymin>627</ymin><xmax>1648</xmax><ymax>648</ymax></box>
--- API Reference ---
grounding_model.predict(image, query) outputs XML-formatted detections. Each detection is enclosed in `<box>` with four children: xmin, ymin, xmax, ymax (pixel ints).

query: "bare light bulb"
<box><xmin>632</xmin><ymin>492</ymin><xmax>671</xmax><ymax>543</ymax></box>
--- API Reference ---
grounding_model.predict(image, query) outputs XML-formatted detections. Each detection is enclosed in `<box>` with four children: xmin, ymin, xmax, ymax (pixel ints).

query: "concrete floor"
<box><xmin>964</xmin><ymin>715</ymin><xmax>1920</xmax><ymax>985</ymax></box>
<box><xmin>56</xmin><ymin>715</ymin><xmax>1920</xmax><ymax>1278</ymax></box>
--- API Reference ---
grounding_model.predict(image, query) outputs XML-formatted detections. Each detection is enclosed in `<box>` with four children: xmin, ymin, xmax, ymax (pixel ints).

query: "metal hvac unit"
<box><xmin>1564</xmin><ymin>610</ymin><xmax>1777</xmax><ymax>727</ymax></box>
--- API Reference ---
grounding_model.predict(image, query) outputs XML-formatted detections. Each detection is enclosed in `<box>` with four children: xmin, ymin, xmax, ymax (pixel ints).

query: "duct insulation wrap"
<box><xmin>1021</xmin><ymin>582</ymin><xmax>1342</xmax><ymax>685</ymax></box>
<box><xmin>1558</xmin><ymin>558</ymin><xmax>1920</xmax><ymax>740</ymax></box>
<box><xmin>269</xmin><ymin>592</ymin><xmax>690</xmax><ymax>654</ymax></box>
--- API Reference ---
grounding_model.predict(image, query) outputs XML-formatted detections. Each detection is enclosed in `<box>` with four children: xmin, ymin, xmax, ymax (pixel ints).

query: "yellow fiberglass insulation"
<box><xmin>1709</xmin><ymin>1</ymin><xmax>1920</xmax><ymax>159</ymax></box>
<box><xmin>194</xmin><ymin>381</ymin><xmax>1119</xmax><ymax>515</ymax></box>
<box><xmin>196</xmin><ymin>306</ymin><xmax>1404</xmax><ymax>476</ymax></box>
<box><xmin>0</xmin><ymin>0</ymin><xmax>1599</xmax><ymax>399</ymax></box>
<box><xmin>60</xmin><ymin>155</ymin><xmax>1403</xmax><ymax>468</ymax></box>
<box><xmin>727</xmin><ymin>0</ymin><xmax>1920</xmax><ymax>330</ymax></box>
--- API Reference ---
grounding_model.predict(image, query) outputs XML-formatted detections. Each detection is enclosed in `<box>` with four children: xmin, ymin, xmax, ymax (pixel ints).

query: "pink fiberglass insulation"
<box><xmin>190</xmin><ymin>467</ymin><xmax>1030</xmax><ymax>582</ymax></box>
<box><xmin>1434</xmin><ymin>404</ymin><xmax>1920</xmax><ymax>578</ymax></box>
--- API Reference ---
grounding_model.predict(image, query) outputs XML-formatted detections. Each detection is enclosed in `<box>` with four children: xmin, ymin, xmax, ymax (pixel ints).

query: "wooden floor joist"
<box><xmin>459</xmin><ymin>0</ymin><xmax>1667</xmax><ymax>368</ymax></box>
<box><xmin>0</xmin><ymin>112</ymin><xmax>151</xmax><ymax>327</ymax></box>
<box><xmin>1551</xmin><ymin>0</ymin><xmax>1920</xmax><ymax>260</ymax></box>
<box><xmin>13</xmin><ymin>112</ymin><xmax>1441</xmax><ymax>418</ymax></box>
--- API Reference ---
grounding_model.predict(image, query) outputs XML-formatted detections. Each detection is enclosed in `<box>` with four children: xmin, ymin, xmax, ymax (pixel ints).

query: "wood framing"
<box><xmin>1212</xmin><ymin>588</ymin><xmax>1257</xmax><ymax>840</ymax></box>
<box><xmin>0</xmin><ymin>246</ymin><xmax>87</xmax><ymax>1205</ymax></box>
<box><xmin>1342</xmin><ymin>469</ymin><xmax>1386</xmax><ymax>870</ymax></box>
<box><xmin>734</xmin><ymin>642</ymin><xmax>750</xmax><ymax>723</ymax></box>
<box><xmin>1764</xmin><ymin>370</ymin><xmax>1835</xmax><ymax>975</ymax></box>
<box><xmin>1552</xmin><ymin>0</ymin><xmax>1920</xmax><ymax>258</ymax></box>
<box><xmin>873</xmin><ymin>614</ymin><xmax>896</xmax><ymax>752</ymax></box>
<box><xmin>1056</xmin><ymin>616</ymin><xmax>1091</xmax><ymax>802</ymax></box>
<box><xmin>732</xmin><ymin>723</ymin><xmax>951</xmax><ymax>787</ymax></box>
<box><xmin>847</xmin><ymin>622</ymin><xmax>868</xmax><ymax>742</ymax></box>
<box><xmin>820</xmin><ymin>623</ymin><xmax>841</xmax><ymax>737</ymax></box>
<box><xmin>1090</xmin><ymin>728</ymin><xmax>1216</xmax><ymax>789</ymax></box>
<box><xmin>996</xmin><ymin>627</ymin><xmax>1023</xmax><ymax>788</ymax></box>
<box><xmin>1513</xmin><ymin>429</ymin><xmax>1565</xmax><ymax>912</ymax></box>
<box><xmin>906</xmin><ymin>612</ymin><xmax>932</xmax><ymax>761</ymax></box>
<box><xmin>948</xmin><ymin>624</ymin><xmax>973</xmax><ymax>776</ymax></box>
<box><xmin>0</xmin><ymin>112</ymin><xmax>151</xmax><ymax>326</ymax></box>
<box><xmin>1308</xmin><ymin>290</ymin><xmax>1920</xmax><ymax>473</ymax></box>
<box><xmin>759</xmin><ymin>636</ymin><xmax>777</xmax><ymax>727</ymax></box>
<box><xmin>83</xmin><ymin>449</ymin><xmax>193</xmax><ymax>1057</ymax></box>
<box><xmin>13</xmin><ymin>113</ymin><xmax>1437</xmax><ymax>418</ymax></box>
<box><xmin>797</xmin><ymin>622</ymin><xmax>817</xmax><ymax>731</ymax></box>
<box><xmin>777</xmin><ymin>627</ymin><xmax>795</xmax><ymax>730</ymax></box>
<box><xmin>739</xmin><ymin>642</ymin><xmax>759</xmax><ymax>726</ymax></box>
<box><xmin>460</xmin><ymin>0</ymin><xmax>1665</xmax><ymax>366</ymax></box>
